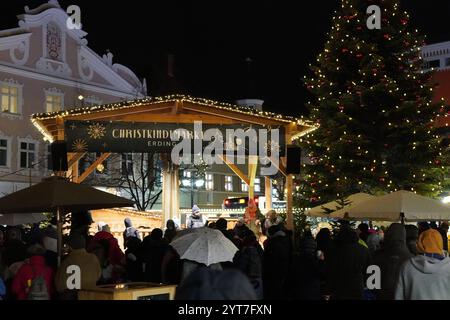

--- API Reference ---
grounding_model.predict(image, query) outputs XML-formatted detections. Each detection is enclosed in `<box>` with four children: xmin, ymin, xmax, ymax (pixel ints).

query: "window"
<box><xmin>205</xmin><ymin>173</ymin><xmax>214</xmax><ymax>190</ymax></box>
<box><xmin>121</xmin><ymin>153</ymin><xmax>133</xmax><ymax>176</ymax></box>
<box><xmin>241</xmin><ymin>180</ymin><xmax>248</xmax><ymax>192</ymax></box>
<box><xmin>427</xmin><ymin>59</ymin><xmax>440</xmax><ymax>69</ymax></box>
<box><xmin>254</xmin><ymin>178</ymin><xmax>261</xmax><ymax>193</ymax></box>
<box><xmin>20</xmin><ymin>141</ymin><xmax>36</xmax><ymax>169</ymax></box>
<box><xmin>46</xmin><ymin>93</ymin><xmax>63</xmax><ymax>112</ymax></box>
<box><xmin>225</xmin><ymin>175</ymin><xmax>233</xmax><ymax>192</ymax></box>
<box><xmin>0</xmin><ymin>139</ymin><xmax>8</xmax><ymax>166</ymax></box>
<box><xmin>183</xmin><ymin>170</ymin><xmax>192</xmax><ymax>179</ymax></box>
<box><xmin>47</xmin><ymin>144</ymin><xmax>52</xmax><ymax>170</ymax></box>
<box><xmin>84</xmin><ymin>96</ymin><xmax>103</xmax><ymax>107</ymax></box>
<box><xmin>1</xmin><ymin>83</ymin><xmax>19</xmax><ymax>114</ymax></box>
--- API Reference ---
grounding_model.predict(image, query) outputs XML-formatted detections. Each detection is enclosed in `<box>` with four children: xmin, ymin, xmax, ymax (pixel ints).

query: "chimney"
<box><xmin>236</xmin><ymin>99</ymin><xmax>264</xmax><ymax>111</ymax></box>
<box><xmin>236</xmin><ymin>57</ymin><xmax>264</xmax><ymax>110</ymax></box>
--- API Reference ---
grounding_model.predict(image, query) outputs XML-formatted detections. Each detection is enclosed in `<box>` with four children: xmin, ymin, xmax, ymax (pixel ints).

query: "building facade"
<box><xmin>421</xmin><ymin>41</ymin><xmax>450</xmax><ymax>199</ymax></box>
<box><xmin>0</xmin><ymin>1</ymin><xmax>269</xmax><ymax>212</ymax></box>
<box><xmin>0</xmin><ymin>1</ymin><xmax>146</xmax><ymax>196</ymax></box>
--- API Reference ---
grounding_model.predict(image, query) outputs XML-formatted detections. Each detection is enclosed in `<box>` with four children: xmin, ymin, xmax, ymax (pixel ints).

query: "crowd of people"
<box><xmin>0</xmin><ymin>204</ymin><xmax>449</xmax><ymax>300</ymax></box>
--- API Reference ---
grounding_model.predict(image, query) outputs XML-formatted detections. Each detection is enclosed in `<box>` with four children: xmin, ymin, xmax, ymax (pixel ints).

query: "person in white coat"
<box><xmin>186</xmin><ymin>205</ymin><xmax>207</xmax><ymax>229</ymax></box>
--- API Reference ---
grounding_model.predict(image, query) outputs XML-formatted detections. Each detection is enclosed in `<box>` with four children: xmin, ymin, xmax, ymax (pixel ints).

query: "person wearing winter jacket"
<box><xmin>262</xmin><ymin>225</ymin><xmax>290</xmax><ymax>300</ymax></box>
<box><xmin>12</xmin><ymin>244</ymin><xmax>54</xmax><ymax>300</ymax></box>
<box><xmin>395</xmin><ymin>228</ymin><xmax>450</xmax><ymax>300</ymax></box>
<box><xmin>88</xmin><ymin>228</ymin><xmax>125</xmax><ymax>283</ymax></box>
<box><xmin>372</xmin><ymin>223</ymin><xmax>412</xmax><ymax>300</ymax></box>
<box><xmin>89</xmin><ymin>228</ymin><xmax>125</xmax><ymax>267</ymax></box>
<box><xmin>327</xmin><ymin>226</ymin><xmax>370</xmax><ymax>300</ymax></box>
<box><xmin>123</xmin><ymin>218</ymin><xmax>141</xmax><ymax>249</ymax></box>
<box><xmin>186</xmin><ymin>205</ymin><xmax>207</xmax><ymax>229</ymax></box>
<box><xmin>55</xmin><ymin>234</ymin><xmax>101</xmax><ymax>298</ymax></box>
<box><xmin>234</xmin><ymin>230</ymin><xmax>264</xmax><ymax>299</ymax></box>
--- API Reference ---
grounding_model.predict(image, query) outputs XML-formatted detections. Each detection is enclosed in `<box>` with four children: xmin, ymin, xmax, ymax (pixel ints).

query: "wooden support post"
<box><xmin>269</xmin><ymin>156</ymin><xmax>287</xmax><ymax>177</ymax></box>
<box><xmin>248</xmin><ymin>156</ymin><xmax>258</xmax><ymax>200</ymax></box>
<box><xmin>68</xmin><ymin>152</ymin><xmax>86</xmax><ymax>168</ymax></box>
<box><xmin>265</xmin><ymin>177</ymin><xmax>272</xmax><ymax>211</ymax></box>
<box><xmin>286</xmin><ymin>174</ymin><xmax>294</xmax><ymax>230</ymax></box>
<box><xmin>218</xmin><ymin>155</ymin><xmax>250</xmax><ymax>185</ymax></box>
<box><xmin>72</xmin><ymin>158</ymin><xmax>79</xmax><ymax>182</ymax></box>
<box><xmin>161</xmin><ymin>157</ymin><xmax>180</xmax><ymax>228</ymax></box>
<box><xmin>75</xmin><ymin>153</ymin><xmax>111</xmax><ymax>183</ymax></box>
<box><xmin>171</xmin><ymin>165</ymin><xmax>180</xmax><ymax>222</ymax></box>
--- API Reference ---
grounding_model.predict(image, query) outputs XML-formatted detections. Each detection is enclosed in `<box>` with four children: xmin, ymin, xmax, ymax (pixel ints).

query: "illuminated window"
<box><xmin>205</xmin><ymin>173</ymin><xmax>214</xmax><ymax>190</ymax></box>
<box><xmin>1</xmin><ymin>83</ymin><xmax>20</xmax><ymax>114</ymax></box>
<box><xmin>84</xmin><ymin>96</ymin><xmax>103</xmax><ymax>106</ymax></box>
<box><xmin>225</xmin><ymin>175</ymin><xmax>233</xmax><ymax>191</ymax></box>
<box><xmin>183</xmin><ymin>170</ymin><xmax>192</xmax><ymax>179</ymax></box>
<box><xmin>254</xmin><ymin>178</ymin><xmax>261</xmax><ymax>193</ymax></box>
<box><xmin>241</xmin><ymin>180</ymin><xmax>248</xmax><ymax>192</ymax></box>
<box><xmin>46</xmin><ymin>93</ymin><xmax>63</xmax><ymax>112</ymax></box>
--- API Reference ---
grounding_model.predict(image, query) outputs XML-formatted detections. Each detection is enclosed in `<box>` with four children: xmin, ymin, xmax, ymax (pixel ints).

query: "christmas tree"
<box><xmin>299</xmin><ymin>0</ymin><xmax>449</xmax><ymax>206</ymax></box>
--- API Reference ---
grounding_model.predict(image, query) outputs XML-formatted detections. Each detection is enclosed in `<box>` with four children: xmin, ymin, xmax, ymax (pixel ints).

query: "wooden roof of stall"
<box><xmin>31</xmin><ymin>94</ymin><xmax>317</xmax><ymax>142</ymax></box>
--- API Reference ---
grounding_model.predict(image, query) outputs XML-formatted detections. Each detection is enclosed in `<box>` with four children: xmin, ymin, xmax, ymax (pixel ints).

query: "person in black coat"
<box><xmin>315</xmin><ymin>228</ymin><xmax>334</xmax><ymax>298</ymax></box>
<box><xmin>292</xmin><ymin>230</ymin><xmax>321</xmax><ymax>300</ymax></box>
<box><xmin>262</xmin><ymin>225</ymin><xmax>290</xmax><ymax>300</ymax></box>
<box><xmin>234</xmin><ymin>230</ymin><xmax>264</xmax><ymax>299</ymax></box>
<box><xmin>327</xmin><ymin>226</ymin><xmax>370</xmax><ymax>300</ymax></box>
<box><xmin>125</xmin><ymin>237</ymin><xmax>144</xmax><ymax>282</ymax></box>
<box><xmin>175</xmin><ymin>267</ymin><xmax>257</xmax><ymax>300</ymax></box>
<box><xmin>438</xmin><ymin>222</ymin><xmax>449</xmax><ymax>252</ymax></box>
<box><xmin>216</xmin><ymin>218</ymin><xmax>234</xmax><ymax>242</ymax></box>
<box><xmin>404</xmin><ymin>225</ymin><xmax>419</xmax><ymax>255</ymax></box>
<box><xmin>163</xmin><ymin>220</ymin><xmax>177</xmax><ymax>244</ymax></box>
<box><xmin>142</xmin><ymin>228</ymin><xmax>168</xmax><ymax>283</ymax></box>
<box><xmin>371</xmin><ymin>223</ymin><xmax>413</xmax><ymax>300</ymax></box>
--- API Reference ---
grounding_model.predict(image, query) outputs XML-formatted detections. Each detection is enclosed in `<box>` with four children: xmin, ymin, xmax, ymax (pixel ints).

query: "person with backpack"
<box><xmin>12</xmin><ymin>244</ymin><xmax>54</xmax><ymax>300</ymax></box>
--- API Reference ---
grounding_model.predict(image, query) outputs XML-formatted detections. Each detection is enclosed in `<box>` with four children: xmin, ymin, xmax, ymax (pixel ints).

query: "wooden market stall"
<box><xmin>32</xmin><ymin>94</ymin><xmax>316</xmax><ymax>230</ymax></box>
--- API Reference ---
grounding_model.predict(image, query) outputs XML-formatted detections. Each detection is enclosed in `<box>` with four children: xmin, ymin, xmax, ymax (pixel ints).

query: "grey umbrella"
<box><xmin>0</xmin><ymin>176</ymin><xmax>134</xmax><ymax>265</ymax></box>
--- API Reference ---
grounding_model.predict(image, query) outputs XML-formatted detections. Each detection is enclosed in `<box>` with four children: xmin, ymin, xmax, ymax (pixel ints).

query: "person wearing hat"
<box><xmin>55</xmin><ymin>234</ymin><xmax>101</xmax><ymax>299</ymax></box>
<box><xmin>186</xmin><ymin>205</ymin><xmax>207</xmax><ymax>229</ymax></box>
<box><xmin>372</xmin><ymin>223</ymin><xmax>413</xmax><ymax>300</ymax></box>
<box><xmin>233</xmin><ymin>217</ymin><xmax>249</xmax><ymax>241</ymax></box>
<box><xmin>11</xmin><ymin>244</ymin><xmax>54</xmax><ymax>300</ymax></box>
<box><xmin>395</xmin><ymin>228</ymin><xmax>450</xmax><ymax>300</ymax></box>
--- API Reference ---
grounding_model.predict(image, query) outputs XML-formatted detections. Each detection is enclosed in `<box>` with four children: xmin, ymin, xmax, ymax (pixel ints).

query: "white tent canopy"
<box><xmin>305</xmin><ymin>193</ymin><xmax>375</xmax><ymax>218</ymax></box>
<box><xmin>330</xmin><ymin>190</ymin><xmax>450</xmax><ymax>222</ymax></box>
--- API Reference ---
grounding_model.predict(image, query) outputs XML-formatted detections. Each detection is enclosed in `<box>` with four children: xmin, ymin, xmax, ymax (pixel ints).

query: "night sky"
<box><xmin>3</xmin><ymin>0</ymin><xmax>450</xmax><ymax>116</ymax></box>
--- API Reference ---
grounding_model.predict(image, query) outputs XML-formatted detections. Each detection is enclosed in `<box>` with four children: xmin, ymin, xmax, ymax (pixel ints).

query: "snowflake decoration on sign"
<box><xmin>72</xmin><ymin>139</ymin><xmax>88</xmax><ymax>152</ymax></box>
<box><xmin>87</xmin><ymin>123</ymin><xmax>106</xmax><ymax>139</ymax></box>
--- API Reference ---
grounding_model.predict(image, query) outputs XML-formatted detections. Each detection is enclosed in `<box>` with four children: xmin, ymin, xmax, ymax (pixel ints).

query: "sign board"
<box><xmin>64</xmin><ymin>120</ymin><xmax>286</xmax><ymax>156</ymax></box>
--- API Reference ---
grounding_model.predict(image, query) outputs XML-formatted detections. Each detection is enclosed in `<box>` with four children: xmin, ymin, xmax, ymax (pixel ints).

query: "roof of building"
<box><xmin>32</xmin><ymin>94</ymin><xmax>314</xmax><ymax>126</ymax></box>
